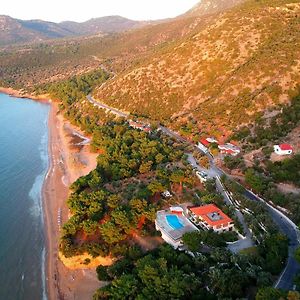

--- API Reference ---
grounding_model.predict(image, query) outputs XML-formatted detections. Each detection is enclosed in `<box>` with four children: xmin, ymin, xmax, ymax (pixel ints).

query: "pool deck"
<box><xmin>156</xmin><ymin>210</ymin><xmax>199</xmax><ymax>242</ymax></box>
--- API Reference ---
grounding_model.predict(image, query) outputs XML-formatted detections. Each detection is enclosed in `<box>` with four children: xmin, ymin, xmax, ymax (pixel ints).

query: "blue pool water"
<box><xmin>166</xmin><ymin>215</ymin><xmax>184</xmax><ymax>230</ymax></box>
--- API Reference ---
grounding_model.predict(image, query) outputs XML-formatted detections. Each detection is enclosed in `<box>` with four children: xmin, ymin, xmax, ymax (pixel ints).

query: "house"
<box><xmin>206</xmin><ymin>137</ymin><xmax>218</xmax><ymax>144</ymax></box>
<box><xmin>200</xmin><ymin>139</ymin><xmax>210</xmax><ymax>147</ymax></box>
<box><xmin>197</xmin><ymin>141</ymin><xmax>209</xmax><ymax>153</ymax></box>
<box><xmin>129</xmin><ymin>120</ymin><xmax>151</xmax><ymax>133</ymax></box>
<box><xmin>274</xmin><ymin>144</ymin><xmax>293</xmax><ymax>156</ymax></box>
<box><xmin>218</xmin><ymin>143</ymin><xmax>241</xmax><ymax>156</ymax></box>
<box><xmin>155</xmin><ymin>208</ymin><xmax>198</xmax><ymax>249</ymax></box>
<box><xmin>187</xmin><ymin>204</ymin><xmax>234</xmax><ymax>233</ymax></box>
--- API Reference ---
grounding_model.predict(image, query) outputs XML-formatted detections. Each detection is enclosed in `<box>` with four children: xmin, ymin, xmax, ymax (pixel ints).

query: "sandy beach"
<box><xmin>0</xmin><ymin>87</ymin><xmax>106</xmax><ymax>299</ymax></box>
<box><xmin>42</xmin><ymin>103</ymin><xmax>101</xmax><ymax>300</ymax></box>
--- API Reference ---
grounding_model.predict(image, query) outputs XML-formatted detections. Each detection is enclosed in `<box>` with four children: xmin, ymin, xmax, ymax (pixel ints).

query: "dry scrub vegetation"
<box><xmin>95</xmin><ymin>0</ymin><xmax>300</xmax><ymax>134</ymax></box>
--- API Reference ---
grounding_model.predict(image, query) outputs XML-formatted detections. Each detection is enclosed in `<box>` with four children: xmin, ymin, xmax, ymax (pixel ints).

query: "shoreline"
<box><xmin>1</xmin><ymin>88</ymin><xmax>101</xmax><ymax>300</ymax></box>
<box><xmin>43</xmin><ymin>103</ymin><xmax>63</xmax><ymax>300</ymax></box>
<box><xmin>0</xmin><ymin>87</ymin><xmax>50</xmax><ymax>103</ymax></box>
<box><xmin>43</xmin><ymin>102</ymin><xmax>100</xmax><ymax>300</ymax></box>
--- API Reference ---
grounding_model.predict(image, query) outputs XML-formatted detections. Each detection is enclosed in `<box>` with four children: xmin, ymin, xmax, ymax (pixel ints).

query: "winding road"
<box><xmin>86</xmin><ymin>93</ymin><xmax>300</xmax><ymax>291</ymax></box>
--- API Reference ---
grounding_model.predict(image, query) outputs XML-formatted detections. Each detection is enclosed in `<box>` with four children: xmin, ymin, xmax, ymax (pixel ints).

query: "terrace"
<box><xmin>155</xmin><ymin>208</ymin><xmax>198</xmax><ymax>249</ymax></box>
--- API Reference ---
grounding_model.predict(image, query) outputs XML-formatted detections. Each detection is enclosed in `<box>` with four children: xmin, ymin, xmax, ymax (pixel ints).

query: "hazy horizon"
<box><xmin>1</xmin><ymin>0</ymin><xmax>200</xmax><ymax>23</ymax></box>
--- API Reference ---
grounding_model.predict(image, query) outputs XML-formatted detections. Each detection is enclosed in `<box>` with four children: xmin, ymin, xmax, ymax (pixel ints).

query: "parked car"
<box><xmin>161</xmin><ymin>190</ymin><xmax>172</xmax><ymax>198</ymax></box>
<box><xmin>196</xmin><ymin>171</ymin><xmax>208</xmax><ymax>183</ymax></box>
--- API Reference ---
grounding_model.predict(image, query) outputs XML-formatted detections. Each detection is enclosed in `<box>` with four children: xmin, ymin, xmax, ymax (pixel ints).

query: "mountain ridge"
<box><xmin>0</xmin><ymin>15</ymin><xmax>146</xmax><ymax>46</ymax></box>
<box><xmin>182</xmin><ymin>0</ymin><xmax>245</xmax><ymax>17</ymax></box>
<box><xmin>0</xmin><ymin>0</ymin><xmax>242</xmax><ymax>46</ymax></box>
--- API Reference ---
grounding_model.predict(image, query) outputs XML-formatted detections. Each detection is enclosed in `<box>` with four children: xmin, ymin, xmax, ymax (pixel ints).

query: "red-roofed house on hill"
<box><xmin>206</xmin><ymin>137</ymin><xmax>218</xmax><ymax>144</ymax></box>
<box><xmin>200</xmin><ymin>139</ymin><xmax>210</xmax><ymax>147</ymax></box>
<box><xmin>129</xmin><ymin>120</ymin><xmax>151</xmax><ymax>133</ymax></box>
<box><xmin>218</xmin><ymin>143</ymin><xmax>241</xmax><ymax>156</ymax></box>
<box><xmin>274</xmin><ymin>144</ymin><xmax>293</xmax><ymax>156</ymax></box>
<box><xmin>187</xmin><ymin>204</ymin><xmax>234</xmax><ymax>233</ymax></box>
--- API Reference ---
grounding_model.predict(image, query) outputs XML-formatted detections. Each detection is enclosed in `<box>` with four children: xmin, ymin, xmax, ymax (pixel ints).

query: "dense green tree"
<box><xmin>107</xmin><ymin>194</ymin><xmax>122</xmax><ymax>209</ymax></box>
<box><xmin>245</xmin><ymin>168</ymin><xmax>266</xmax><ymax>194</ymax></box>
<box><xmin>170</xmin><ymin>169</ymin><xmax>186</xmax><ymax>192</ymax></box>
<box><xmin>105</xmin><ymin>274</ymin><xmax>139</xmax><ymax>299</ymax></box>
<box><xmin>295</xmin><ymin>247</ymin><xmax>300</xmax><ymax>264</ymax></box>
<box><xmin>256</xmin><ymin>287</ymin><xmax>285</xmax><ymax>300</ymax></box>
<box><xmin>82</xmin><ymin>220</ymin><xmax>99</xmax><ymax>235</ymax></box>
<box><xmin>139</xmin><ymin>161</ymin><xmax>153</xmax><ymax>174</ymax></box>
<box><xmin>129</xmin><ymin>198</ymin><xmax>147</xmax><ymax>215</ymax></box>
<box><xmin>111</xmin><ymin>208</ymin><xmax>134</xmax><ymax>234</ymax></box>
<box><xmin>100</xmin><ymin>221</ymin><xmax>125</xmax><ymax>244</ymax></box>
<box><xmin>258</xmin><ymin>233</ymin><xmax>288</xmax><ymax>274</ymax></box>
<box><xmin>182</xmin><ymin>231</ymin><xmax>226</xmax><ymax>251</ymax></box>
<box><xmin>147</xmin><ymin>180</ymin><xmax>166</xmax><ymax>195</ymax></box>
<box><xmin>224</xmin><ymin>155</ymin><xmax>245</xmax><ymax>170</ymax></box>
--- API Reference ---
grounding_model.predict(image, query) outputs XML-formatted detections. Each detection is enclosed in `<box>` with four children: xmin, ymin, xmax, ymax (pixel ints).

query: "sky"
<box><xmin>1</xmin><ymin>0</ymin><xmax>200</xmax><ymax>23</ymax></box>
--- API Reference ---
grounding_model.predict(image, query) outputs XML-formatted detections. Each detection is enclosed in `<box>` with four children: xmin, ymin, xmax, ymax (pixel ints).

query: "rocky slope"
<box><xmin>183</xmin><ymin>0</ymin><xmax>245</xmax><ymax>17</ymax></box>
<box><xmin>94</xmin><ymin>0</ymin><xmax>300</xmax><ymax>136</ymax></box>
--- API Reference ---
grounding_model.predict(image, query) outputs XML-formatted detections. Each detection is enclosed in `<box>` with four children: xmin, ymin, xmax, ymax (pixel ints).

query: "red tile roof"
<box><xmin>190</xmin><ymin>204</ymin><xmax>233</xmax><ymax>227</ymax></box>
<box><xmin>221</xmin><ymin>149</ymin><xmax>235</xmax><ymax>154</ymax></box>
<box><xmin>279</xmin><ymin>144</ymin><xmax>293</xmax><ymax>151</ymax></box>
<box><xmin>200</xmin><ymin>139</ymin><xmax>210</xmax><ymax>147</ymax></box>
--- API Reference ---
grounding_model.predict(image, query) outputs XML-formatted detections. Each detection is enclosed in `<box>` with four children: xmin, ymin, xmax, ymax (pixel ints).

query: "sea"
<box><xmin>0</xmin><ymin>93</ymin><xmax>50</xmax><ymax>300</ymax></box>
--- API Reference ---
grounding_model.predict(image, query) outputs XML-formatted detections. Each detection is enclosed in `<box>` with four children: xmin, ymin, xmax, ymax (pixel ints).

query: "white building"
<box><xmin>274</xmin><ymin>144</ymin><xmax>293</xmax><ymax>156</ymax></box>
<box><xmin>218</xmin><ymin>143</ymin><xmax>241</xmax><ymax>156</ymax></box>
<box><xmin>197</xmin><ymin>142</ymin><xmax>208</xmax><ymax>153</ymax></box>
<box><xmin>206</xmin><ymin>137</ymin><xmax>218</xmax><ymax>144</ymax></box>
<box><xmin>155</xmin><ymin>208</ymin><xmax>198</xmax><ymax>249</ymax></box>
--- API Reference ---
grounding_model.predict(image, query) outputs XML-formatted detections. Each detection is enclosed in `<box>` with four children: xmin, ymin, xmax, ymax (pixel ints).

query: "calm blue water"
<box><xmin>0</xmin><ymin>93</ymin><xmax>50</xmax><ymax>300</ymax></box>
<box><xmin>166</xmin><ymin>215</ymin><xmax>184</xmax><ymax>230</ymax></box>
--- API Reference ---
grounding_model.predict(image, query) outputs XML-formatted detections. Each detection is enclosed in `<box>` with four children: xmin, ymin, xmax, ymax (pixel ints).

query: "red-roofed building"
<box><xmin>129</xmin><ymin>120</ymin><xmax>151</xmax><ymax>133</ymax></box>
<box><xmin>206</xmin><ymin>137</ymin><xmax>219</xmax><ymax>144</ymax></box>
<box><xmin>274</xmin><ymin>144</ymin><xmax>293</xmax><ymax>156</ymax></box>
<box><xmin>188</xmin><ymin>204</ymin><xmax>234</xmax><ymax>233</ymax></box>
<box><xmin>218</xmin><ymin>143</ymin><xmax>241</xmax><ymax>156</ymax></box>
<box><xmin>200</xmin><ymin>139</ymin><xmax>210</xmax><ymax>147</ymax></box>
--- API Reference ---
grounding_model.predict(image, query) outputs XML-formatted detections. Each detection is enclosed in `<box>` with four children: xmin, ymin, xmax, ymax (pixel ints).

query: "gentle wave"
<box><xmin>28</xmin><ymin>132</ymin><xmax>49</xmax><ymax>299</ymax></box>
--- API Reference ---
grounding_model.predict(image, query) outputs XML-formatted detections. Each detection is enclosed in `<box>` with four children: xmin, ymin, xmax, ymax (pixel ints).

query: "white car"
<box><xmin>162</xmin><ymin>190</ymin><xmax>172</xmax><ymax>198</ymax></box>
<box><xmin>196</xmin><ymin>171</ymin><xmax>208</xmax><ymax>183</ymax></box>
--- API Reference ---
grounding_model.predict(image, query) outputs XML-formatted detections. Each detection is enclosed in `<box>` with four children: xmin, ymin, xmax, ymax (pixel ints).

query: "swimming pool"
<box><xmin>166</xmin><ymin>215</ymin><xmax>184</xmax><ymax>230</ymax></box>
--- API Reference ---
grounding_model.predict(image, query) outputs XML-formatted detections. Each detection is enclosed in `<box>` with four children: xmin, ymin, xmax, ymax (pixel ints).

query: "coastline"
<box><xmin>43</xmin><ymin>102</ymin><xmax>101</xmax><ymax>300</ymax></box>
<box><xmin>1</xmin><ymin>88</ymin><xmax>102</xmax><ymax>299</ymax></box>
<box><xmin>0</xmin><ymin>86</ymin><xmax>50</xmax><ymax>103</ymax></box>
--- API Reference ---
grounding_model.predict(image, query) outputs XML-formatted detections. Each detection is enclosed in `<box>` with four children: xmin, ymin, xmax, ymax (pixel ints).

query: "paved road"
<box><xmin>187</xmin><ymin>154</ymin><xmax>254</xmax><ymax>253</ymax></box>
<box><xmin>87</xmin><ymin>94</ymin><xmax>190</xmax><ymax>145</ymax></box>
<box><xmin>215</xmin><ymin>177</ymin><xmax>254</xmax><ymax>253</ymax></box>
<box><xmin>205</xmin><ymin>158</ymin><xmax>300</xmax><ymax>290</ymax></box>
<box><xmin>87</xmin><ymin>94</ymin><xmax>129</xmax><ymax>118</ymax></box>
<box><xmin>86</xmin><ymin>93</ymin><xmax>300</xmax><ymax>290</ymax></box>
<box><xmin>244</xmin><ymin>190</ymin><xmax>300</xmax><ymax>290</ymax></box>
<box><xmin>188</xmin><ymin>145</ymin><xmax>300</xmax><ymax>289</ymax></box>
<box><xmin>159</xmin><ymin>126</ymin><xmax>187</xmax><ymax>143</ymax></box>
<box><xmin>206</xmin><ymin>159</ymin><xmax>300</xmax><ymax>290</ymax></box>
